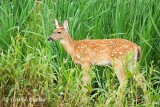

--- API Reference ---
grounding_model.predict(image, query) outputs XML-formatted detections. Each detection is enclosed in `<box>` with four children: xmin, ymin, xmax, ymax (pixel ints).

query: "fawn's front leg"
<box><xmin>81</xmin><ymin>63</ymin><xmax>91</xmax><ymax>86</ymax></box>
<box><xmin>80</xmin><ymin>63</ymin><xmax>91</xmax><ymax>104</ymax></box>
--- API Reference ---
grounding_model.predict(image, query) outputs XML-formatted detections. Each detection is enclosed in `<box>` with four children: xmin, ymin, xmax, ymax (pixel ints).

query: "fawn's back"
<box><xmin>73</xmin><ymin>39</ymin><xmax>140</xmax><ymax>66</ymax></box>
<box><xmin>48</xmin><ymin>20</ymin><xmax>147</xmax><ymax>101</ymax></box>
<box><xmin>48</xmin><ymin>19</ymin><xmax>141</xmax><ymax>67</ymax></box>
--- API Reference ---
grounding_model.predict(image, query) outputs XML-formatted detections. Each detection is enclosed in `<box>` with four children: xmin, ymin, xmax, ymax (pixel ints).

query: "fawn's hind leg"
<box><xmin>134</xmin><ymin>71</ymin><xmax>147</xmax><ymax>93</ymax></box>
<box><xmin>134</xmin><ymin>70</ymin><xmax>149</xmax><ymax>104</ymax></box>
<box><xmin>105</xmin><ymin>60</ymin><xmax>127</xmax><ymax>106</ymax></box>
<box><xmin>128</xmin><ymin>59</ymin><xmax>147</xmax><ymax>94</ymax></box>
<box><xmin>129</xmin><ymin>61</ymin><xmax>148</xmax><ymax>104</ymax></box>
<box><xmin>114</xmin><ymin>61</ymin><xmax>128</xmax><ymax>106</ymax></box>
<box><xmin>114</xmin><ymin>61</ymin><xmax>128</xmax><ymax>93</ymax></box>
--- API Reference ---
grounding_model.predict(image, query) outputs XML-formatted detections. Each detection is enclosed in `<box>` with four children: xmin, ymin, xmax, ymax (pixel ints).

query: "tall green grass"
<box><xmin>0</xmin><ymin>0</ymin><xmax>160</xmax><ymax>106</ymax></box>
<box><xmin>0</xmin><ymin>0</ymin><xmax>36</xmax><ymax>50</ymax></box>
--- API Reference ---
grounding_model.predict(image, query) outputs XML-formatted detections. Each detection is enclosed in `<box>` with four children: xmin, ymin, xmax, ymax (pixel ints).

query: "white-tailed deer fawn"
<box><xmin>48</xmin><ymin>19</ymin><xmax>146</xmax><ymax>96</ymax></box>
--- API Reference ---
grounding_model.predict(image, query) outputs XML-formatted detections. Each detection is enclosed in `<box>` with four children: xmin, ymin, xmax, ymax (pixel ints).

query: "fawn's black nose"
<box><xmin>48</xmin><ymin>37</ymin><xmax>53</xmax><ymax>41</ymax></box>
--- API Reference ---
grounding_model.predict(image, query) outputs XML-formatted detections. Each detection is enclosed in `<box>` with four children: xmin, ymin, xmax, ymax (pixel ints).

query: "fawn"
<box><xmin>48</xmin><ymin>19</ymin><xmax>146</xmax><ymax>96</ymax></box>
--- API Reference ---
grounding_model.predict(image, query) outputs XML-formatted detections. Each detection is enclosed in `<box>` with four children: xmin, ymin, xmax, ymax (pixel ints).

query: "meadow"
<box><xmin>0</xmin><ymin>0</ymin><xmax>160</xmax><ymax>106</ymax></box>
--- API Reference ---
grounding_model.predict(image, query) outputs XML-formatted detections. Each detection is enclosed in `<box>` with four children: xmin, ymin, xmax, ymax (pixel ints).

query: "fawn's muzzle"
<box><xmin>48</xmin><ymin>37</ymin><xmax>54</xmax><ymax>41</ymax></box>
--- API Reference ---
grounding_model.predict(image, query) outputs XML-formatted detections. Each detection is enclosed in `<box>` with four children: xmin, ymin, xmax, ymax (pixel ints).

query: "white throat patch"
<box><xmin>60</xmin><ymin>39</ymin><xmax>65</xmax><ymax>44</ymax></box>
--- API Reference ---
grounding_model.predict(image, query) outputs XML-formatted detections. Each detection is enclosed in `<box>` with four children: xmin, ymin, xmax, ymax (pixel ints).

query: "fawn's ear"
<box><xmin>63</xmin><ymin>20</ymin><xmax>68</xmax><ymax>33</ymax></box>
<box><xmin>55</xmin><ymin>19</ymin><xmax>62</xmax><ymax>28</ymax></box>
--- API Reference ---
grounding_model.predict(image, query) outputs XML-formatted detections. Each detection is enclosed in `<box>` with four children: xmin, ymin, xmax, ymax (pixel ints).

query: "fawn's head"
<box><xmin>48</xmin><ymin>19</ymin><xmax>69</xmax><ymax>41</ymax></box>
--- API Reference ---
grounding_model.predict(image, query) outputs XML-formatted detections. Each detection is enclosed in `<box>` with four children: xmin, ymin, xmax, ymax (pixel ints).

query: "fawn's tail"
<box><xmin>137</xmin><ymin>46</ymin><xmax>141</xmax><ymax>62</ymax></box>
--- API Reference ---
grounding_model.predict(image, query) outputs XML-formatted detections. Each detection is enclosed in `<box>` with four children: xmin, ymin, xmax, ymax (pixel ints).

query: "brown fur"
<box><xmin>48</xmin><ymin>19</ymin><xmax>147</xmax><ymax>102</ymax></box>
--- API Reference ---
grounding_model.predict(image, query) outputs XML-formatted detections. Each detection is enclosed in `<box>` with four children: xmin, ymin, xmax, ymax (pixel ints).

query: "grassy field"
<box><xmin>0</xmin><ymin>0</ymin><xmax>160</xmax><ymax>106</ymax></box>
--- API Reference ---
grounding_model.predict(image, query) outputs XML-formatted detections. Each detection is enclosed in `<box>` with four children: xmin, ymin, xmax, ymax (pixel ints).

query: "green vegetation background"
<box><xmin>0</xmin><ymin>0</ymin><xmax>160</xmax><ymax>106</ymax></box>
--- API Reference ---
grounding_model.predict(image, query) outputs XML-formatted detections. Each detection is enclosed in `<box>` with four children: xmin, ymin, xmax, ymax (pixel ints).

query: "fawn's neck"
<box><xmin>60</xmin><ymin>34</ymin><xmax>75</xmax><ymax>56</ymax></box>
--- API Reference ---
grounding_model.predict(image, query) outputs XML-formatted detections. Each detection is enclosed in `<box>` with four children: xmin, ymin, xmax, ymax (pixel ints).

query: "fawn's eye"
<box><xmin>57</xmin><ymin>32</ymin><xmax>61</xmax><ymax>34</ymax></box>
